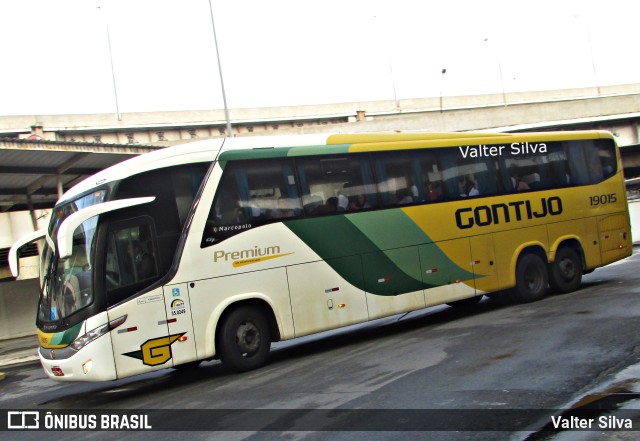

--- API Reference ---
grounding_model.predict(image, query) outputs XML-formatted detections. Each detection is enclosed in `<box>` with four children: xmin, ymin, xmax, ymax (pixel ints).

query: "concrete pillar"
<box><xmin>57</xmin><ymin>175</ymin><xmax>64</xmax><ymax>199</ymax></box>
<box><xmin>26</xmin><ymin>193</ymin><xmax>37</xmax><ymax>231</ymax></box>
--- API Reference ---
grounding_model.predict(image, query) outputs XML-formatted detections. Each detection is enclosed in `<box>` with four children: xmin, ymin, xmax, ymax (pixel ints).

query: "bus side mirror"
<box><xmin>9</xmin><ymin>228</ymin><xmax>47</xmax><ymax>277</ymax></box>
<box><xmin>57</xmin><ymin>197</ymin><xmax>156</xmax><ymax>260</ymax></box>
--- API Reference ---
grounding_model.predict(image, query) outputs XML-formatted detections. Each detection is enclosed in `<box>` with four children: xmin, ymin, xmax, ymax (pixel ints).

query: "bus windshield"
<box><xmin>38</xmin><ymin>190</ymin><xmax>106</xmax><ymax>324</ymax></box>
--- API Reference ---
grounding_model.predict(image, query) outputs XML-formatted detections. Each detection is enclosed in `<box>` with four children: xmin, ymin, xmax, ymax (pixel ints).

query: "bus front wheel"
<box><xmin>549</xmin><ymin>247</ymin><xmax>582</xmax><ymax>293</ymax></box>
<box><xmin>512</xmin><ymin>253</ymin><xmax>548</xmax><ymax>303</ymax></box>
<box><xmin>217</xmin><ymin>305</ymin><xmax>271</xmax><ymax>372</ymax></box>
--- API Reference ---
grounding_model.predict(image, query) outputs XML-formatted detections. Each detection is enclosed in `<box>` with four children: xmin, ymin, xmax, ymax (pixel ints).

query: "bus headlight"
<box><xmin>71</xmin><ymin>323</ymin><xmax>109</xmax><ymax>351</ymax></box>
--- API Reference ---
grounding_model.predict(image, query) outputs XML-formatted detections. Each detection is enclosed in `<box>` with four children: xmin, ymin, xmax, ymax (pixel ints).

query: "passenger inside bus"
<box><xmin>509</xmin><ymin>166</ymin><xmax>530</xmax><ymax>191</ymax></box>
<box><xmin>349</xmin><ymin>194</ymin><xmax>370</xmax><ymax>210</ymax></box>
<box><xmin>132</xmin><ymin>240</ymin><xmax>156</xmax><ymax>280</ymax></box>
<box><xmin>463</xmin><ymin>179</ymin><xmax>480</xmax><ymax>197</ymax></box>
<box><xmin>425</xmin><ymin>181</ymin><xmax>440</xmax><ymax>201</ymax></box>
<box><xmin>396</xmin><ymin>188</ymin><xmax>414</xmax><ymax>204</ymax></box>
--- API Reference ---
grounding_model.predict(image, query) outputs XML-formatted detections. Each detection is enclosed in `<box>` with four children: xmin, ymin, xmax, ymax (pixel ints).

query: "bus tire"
<box><xmin>217</xmin><ymin>305</ymin><xmax>271</xmax><ymax>373</ymax></box>
<box><xmin>549</xmin><ymin>247</ymin><xmax>582</xmax><ymax>293</ymax></box>
<box><xmin>512</xmin><ymin>252</ymin><xmax>548</xmax><ymax>303</ymax></box>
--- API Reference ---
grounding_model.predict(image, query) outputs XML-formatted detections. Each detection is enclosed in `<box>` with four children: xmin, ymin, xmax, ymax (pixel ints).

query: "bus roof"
<box><xmin>57</xmin><ymin>130</ymin><xmax>614</xmax><ymax>205</ymax></box>
<box><xmin>57</xmin><ymin>134</ymin><xmax>333</xmax><ymax>204</ymax></box>
<box><xmin>217</xmin><ymin>130</ymin><xmax>615</xmax><ymax>161</ymax></box>
<box><xmin>59</xmin><ymin>138</ymin><xmax>224</xmax><ymax>204</ymax></box>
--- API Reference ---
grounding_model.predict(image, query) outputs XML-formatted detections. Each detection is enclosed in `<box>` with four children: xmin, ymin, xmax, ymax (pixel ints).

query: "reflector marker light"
<box><xmin>325</xmin><ymin>287</ymin><xmax>340</xmax><ymax>293</ymax></box>
<box><xmin>51</xmin><ymin>367</ymin><xmax>64</xmax><ymax>377</ymax></box>
<box><xmin>158</xmin><ymin>318</ymin><xmax>178</xmax><ymax>325</ymax></box>
<box><xmin>117</xmin><ymin>327</ymin><xmax>138</xmax><ymax>334</ymax></box>
<box><xmin>378</xmin><ymin>277</ymin><xmax>392</xmax><ymax>283</ymax></box>
<box><xmin>469</xmin><ymin>260</ymin><xmax>481</xmax><ymax>265</ymax></box>
<box><xmin>425</xmin><ymin>268</ymin><xmax>439</xmax><ymax>274</ymax></box>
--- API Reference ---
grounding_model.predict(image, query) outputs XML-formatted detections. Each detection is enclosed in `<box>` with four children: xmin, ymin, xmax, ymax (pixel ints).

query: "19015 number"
<box><xmin>589</xmin><ymin>193</ymin><xmax>617</xmax><ymax>206</ymax></box>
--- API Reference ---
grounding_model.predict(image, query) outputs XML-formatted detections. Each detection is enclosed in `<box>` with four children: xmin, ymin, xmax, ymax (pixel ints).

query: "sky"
<box><xmin>0</xmin><ymin>0</ymin><xmax>638</xmax><ymax>116</ymax></box>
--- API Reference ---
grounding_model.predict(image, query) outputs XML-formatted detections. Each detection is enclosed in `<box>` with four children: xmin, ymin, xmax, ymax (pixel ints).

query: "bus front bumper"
<box><xmin>39</xmin><ymin>334</ymin><xmax>117</xmax><ymax>382</ymax></box>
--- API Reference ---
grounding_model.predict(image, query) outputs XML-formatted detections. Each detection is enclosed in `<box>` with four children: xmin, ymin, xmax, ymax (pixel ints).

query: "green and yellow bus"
<box><xmin>10</xmin><ymin>130</ymin><xmax>631</xmax><ymax>381</ymax></box>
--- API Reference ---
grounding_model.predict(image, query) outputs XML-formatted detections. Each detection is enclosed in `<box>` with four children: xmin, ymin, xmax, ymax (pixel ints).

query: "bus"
<box><xmin>9</xmin><ymin>130</ymin><xmax>631</xmax><ymax>381</ymax></box>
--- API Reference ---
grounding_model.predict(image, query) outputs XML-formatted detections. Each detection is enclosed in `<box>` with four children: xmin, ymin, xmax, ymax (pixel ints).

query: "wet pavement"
<box><xmin>0</xmin><ymin>334</ymin><xmax>39</xmax><ymax>369</ymax></box>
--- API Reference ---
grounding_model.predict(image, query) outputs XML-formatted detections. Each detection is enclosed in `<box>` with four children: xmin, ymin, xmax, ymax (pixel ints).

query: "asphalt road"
<box><xmin>2</xmin><ymin>249</ymin><xmax>640</xmax><ymax>441</ymax></box>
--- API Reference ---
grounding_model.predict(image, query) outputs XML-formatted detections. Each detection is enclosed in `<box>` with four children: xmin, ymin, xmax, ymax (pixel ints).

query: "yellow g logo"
<box><xmin>124</xmin><ymin>333</ymin><xmax>185</xmax><ymax>366</ymax></box>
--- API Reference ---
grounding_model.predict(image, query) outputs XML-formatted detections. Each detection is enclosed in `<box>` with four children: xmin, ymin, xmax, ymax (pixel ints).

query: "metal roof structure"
<box><xmin>0</xmin><ymin>138</ymin><xmax>161</xmax><ymax>212</ymax></box>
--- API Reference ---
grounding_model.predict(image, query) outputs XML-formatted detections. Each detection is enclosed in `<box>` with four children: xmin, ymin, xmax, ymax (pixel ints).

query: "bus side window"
<box><xmin>201</xmin><ymin>159</ymin><xmax>301</xmax><ymax>246</ymax></box>
<box><xmin>372</xmin><ymin>151</ymin><xmax>418</xmax><ymax>207</ymax></box>
<box><xmin>416</xmin><ymin>151</ymin><xmax>444</xmax><ymax>202</ymax></box>
<box><xmin>584</xmin><ymin>142</ymin><xmax>605</xmax><ymax>184</ymax></box>
<box><xmin>503</xmin><ymin>153</ymin><xmax>551</xmax><ymax>192</ymax></box>
<box><xmin>547</xmin><ymin>144</ymin><xmax>571</xmax><ymax>187</ymax></box>
<box><xmin>105</xmin><ymin>220</ymin><xmax>159</xmax><ymax>307</ymax></box>
<box><xmin>440</xmin><ymin>149</ymin><xmax>491</xmax><ymax>199</ymax></box>
<box><xmin>585</xmin><ymin>138</ymin><xmax>617</xmax><ymax>182</ymax></box>
<box><xmin>297</xmin><ymin>154</ymin><xmax>377</xmax><ymax>215</ymax></box>
<box><xmin>565</xmin><ymin>141</ymin><xmax>594</xmax><ymax>185</ymax></box>
<box><xmin>597</xmin><ymin>139</ymin><xmax>617</xmax><ymax>179</ymax></box>
<box><xmin>115</xmin><ymin>163</ymin><xmax>209</xmax><ymax>275</ymax></box>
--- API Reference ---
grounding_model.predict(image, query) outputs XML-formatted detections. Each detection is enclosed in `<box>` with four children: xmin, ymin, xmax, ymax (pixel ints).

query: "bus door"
<box><xmin>104</xmin><ymin>219</ymin><xmax>172</xmax><ymax>378</ymax></box>
<box><xmin>420</xmin><ymin>238</ymin><xmax>477</xmax><ymax>307</ymax></box>
<box><xmin>162</xmin><ymin>283</ymin><xmax>197</xmax><ymax>366</ymax></box>
<box><xmin>108</xmin><ymin>287</ymin><xmax>170</xmax><ymax>379</ymax></box>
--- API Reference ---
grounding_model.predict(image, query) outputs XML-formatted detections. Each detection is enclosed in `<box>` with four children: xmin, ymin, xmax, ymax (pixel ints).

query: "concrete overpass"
<box><xmin>2</xmin><ymin>83</ymin><xmax>639</xmax><ymax>147</ymax></box>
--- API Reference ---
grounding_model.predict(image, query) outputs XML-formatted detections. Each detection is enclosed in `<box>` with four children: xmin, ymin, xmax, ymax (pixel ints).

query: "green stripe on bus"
<box><xmin>218</xmin><ymin>147</ymin><xmax>295</xmax><ymax>161</ymax></box>
<box><xmin>285</xmin><ymin>211</ymin><xmax>475</xmax><ymax>296</ymax></box>
<box><xmin>52</xmin><ymin>323</ymin><xmax>83</xmax><ymax>346</ymax></box>
<box><xmin>346</xmin><ymin>210</ymin><xmax>427</xmax><ymax>249</ymax></box>
<box><xmin>347</xmin><ymin>210</ymin><xmax>476</xmax><ymax>284</ymax></box>
<box><xmin>285</xmin><ymin>215</ymin><xmax>418</xmax><ymax>295</ymax></box>
<box><xmin>287</xmin><ymin>144</ymin><xmax>351</xmax><ymax>156</ymax></box>
<box><xmin>218</xmin><ymin>144</ymin><xmax>352</xmax><ymax>161</ymax></box>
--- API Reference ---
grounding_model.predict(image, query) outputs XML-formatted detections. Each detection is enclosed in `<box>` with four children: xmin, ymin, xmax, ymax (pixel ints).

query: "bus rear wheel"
<box><xmin>549</xmin><ymin>247</ymin><xmax>582</xmax><ymax>293</ymax></box>
<box><xmin>512</xmin><ymin>253</ymin><xmax>548</xmax><ymax>303</ymax></box>
<box><xmin>217</xmin><ymin>305</ymin><xmax>271</xmax><ymax>372</ymax></box>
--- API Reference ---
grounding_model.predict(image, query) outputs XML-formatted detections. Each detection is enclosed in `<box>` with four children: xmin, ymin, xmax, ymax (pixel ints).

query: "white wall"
<box><xmin>0</xmin><ymin>210</ymin><xmax>50</xmax><ymax>249</ymax></box>
<box><xmin>629</xmin><ymin>200</ymin><xmax>640</xmax><ymax>244</ymax></box>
